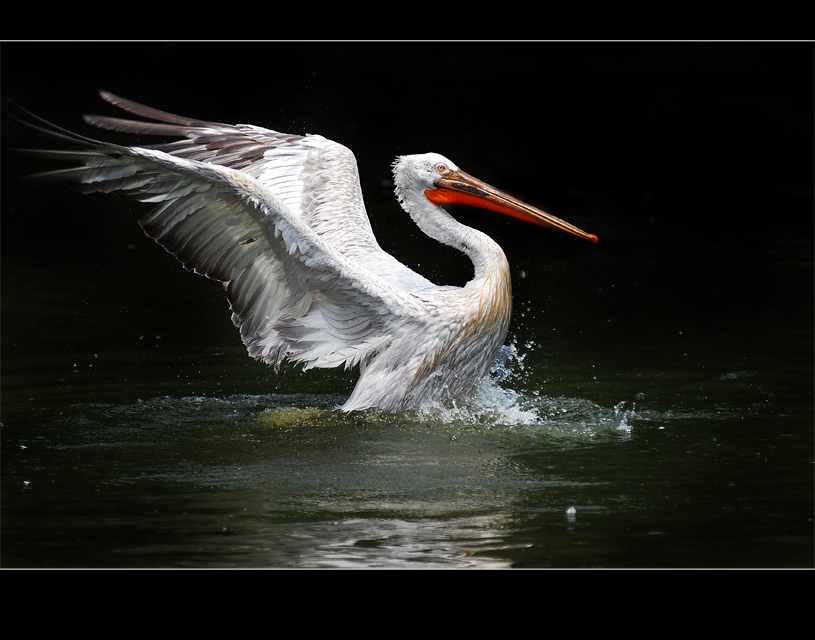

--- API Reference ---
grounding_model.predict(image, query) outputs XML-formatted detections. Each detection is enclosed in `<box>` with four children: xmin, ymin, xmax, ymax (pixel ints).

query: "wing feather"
<box><xmin>84</xmin><ymin>91</ymin><xmax>435</xmax><ymax>291</ymax></box>
<box><xmin>16</xmin><ymin>95</ymin><xmax>430</xmax><ymax>373</ymax></box>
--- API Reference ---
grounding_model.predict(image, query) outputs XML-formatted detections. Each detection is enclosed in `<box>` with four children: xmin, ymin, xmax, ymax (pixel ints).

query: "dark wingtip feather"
<box><xmin>83</xmin><ymin>114</ymin><xmax>198</xmax><ymax>137</ymax></box>
<box><xmin>85</xmin><ymin>90</ymin><xmax>235</xmax><ymax>140</ymax></box>
<box><xmin>7</xmin><ymin>100</ymin><xmax>125</xmax><ymax>151</ymax></box>
<box><xmin>96</xmin><ymin>90</ymin><xmax>214</xmax><ymax>127</ymax></box>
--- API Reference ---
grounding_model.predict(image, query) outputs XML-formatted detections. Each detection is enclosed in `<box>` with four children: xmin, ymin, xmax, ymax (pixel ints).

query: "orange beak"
<box><xmin>426</xmin><ymin>169</ymin><xmax>598</xmax><ymax>244</ymax></box>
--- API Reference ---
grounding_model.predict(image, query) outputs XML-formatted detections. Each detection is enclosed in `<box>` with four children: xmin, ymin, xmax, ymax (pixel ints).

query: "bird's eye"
<box><xmin>435</xmin><ymin>163</ymin><xmax>447</xmax><ymax>174</ymax></box>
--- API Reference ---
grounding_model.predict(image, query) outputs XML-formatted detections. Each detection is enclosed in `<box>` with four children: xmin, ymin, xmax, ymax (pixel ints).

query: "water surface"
<box><xmin>2</xmin><ymin>191</ymin><xmax>812</xmax><ymax>568</ymax></box>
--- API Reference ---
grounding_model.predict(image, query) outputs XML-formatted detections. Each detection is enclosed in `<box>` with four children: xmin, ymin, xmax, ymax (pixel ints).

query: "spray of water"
<box><xmin>155</xmin><ymin>340</ymin><xmax>642</xmax><ymax>442</ymax></box>
<box><xmin>404</xmin><ymin>340</ymin><xmax>638</xmax><ymax>441</ymax></box>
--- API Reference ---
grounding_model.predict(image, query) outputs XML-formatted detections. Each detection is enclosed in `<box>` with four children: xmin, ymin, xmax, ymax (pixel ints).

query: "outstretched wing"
<box><xmin>15</xmin><ymin>95</ymin><xmax>430</xmax><ymax>372</ymax></box>
<box><xmin>84</xmin><ymin>91</ymin><xmax>434</xmax><ymax>291</ymax></box>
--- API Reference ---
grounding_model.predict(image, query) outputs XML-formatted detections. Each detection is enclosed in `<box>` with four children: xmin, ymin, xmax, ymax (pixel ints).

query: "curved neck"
<box><xmin>399</xmin><ymin>189</ymin><xmax>509</xmax><ymax>284</ymax></box>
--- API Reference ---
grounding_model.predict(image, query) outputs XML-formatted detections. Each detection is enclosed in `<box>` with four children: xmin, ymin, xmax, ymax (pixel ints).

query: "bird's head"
<box><xmin>392</xmin><ymin>153</ymin><xmax>460</xmax><ymax>198</ymax></box>
<box><xmin>392</xmin><ymin>153</ymin><xmax>598</xmax><ymax>244</ymax></box>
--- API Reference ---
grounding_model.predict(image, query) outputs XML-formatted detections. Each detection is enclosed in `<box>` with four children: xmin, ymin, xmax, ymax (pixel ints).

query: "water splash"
<box><xmin>63</xmin><ymin>338</ymin><xmax>642</xmax><ymax>444</ymax></box>
<box><xmin>397</xmin><ymin>341</ymin><xmax>641</xmax><ymax>442</ymax></box>
<box><xmin>247</xmin><ymin>339</ymin><xmax>643</xmax><ymax>443</ymax></box>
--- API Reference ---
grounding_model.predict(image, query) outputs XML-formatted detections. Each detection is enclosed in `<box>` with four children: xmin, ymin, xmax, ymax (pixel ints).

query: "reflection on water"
<box><xmin>5</xmin><ymin>349</ymin><xmax>811</xmax><ymax>568</ymax></box>
<box><xmin>3</xmin><ymin>380</ymin><xmax>640</xmax><ymax>568</ymax></box>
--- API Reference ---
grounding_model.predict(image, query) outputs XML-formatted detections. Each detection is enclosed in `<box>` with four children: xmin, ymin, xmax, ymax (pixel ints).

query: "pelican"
<box><xmin>18</xmin><ymin>91</ymin><xmax>598</xmax><ymax>413</ymax></box>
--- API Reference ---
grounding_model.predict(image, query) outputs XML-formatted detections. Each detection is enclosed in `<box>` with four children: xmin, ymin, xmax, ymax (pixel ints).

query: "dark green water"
<box><xmin>2</xmin><ymin>191</ymin><xmax>812</xmax><ymax>568</ymax></box>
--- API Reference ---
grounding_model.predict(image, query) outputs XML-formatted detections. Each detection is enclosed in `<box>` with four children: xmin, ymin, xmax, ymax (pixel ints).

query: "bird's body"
<box><xmin>19</xmin><ymin>92</ymin><xmax>597</xmax><ymax>413</ymax></box>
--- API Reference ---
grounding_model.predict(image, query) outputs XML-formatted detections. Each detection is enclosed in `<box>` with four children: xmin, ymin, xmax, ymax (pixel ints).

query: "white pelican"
<box><xmin>19</xmin><ymin>91</ymin><xmax>598</xmax><ymax>413</ymax></box>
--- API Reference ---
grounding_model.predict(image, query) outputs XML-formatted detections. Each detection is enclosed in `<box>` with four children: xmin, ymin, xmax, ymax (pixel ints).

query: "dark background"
<box><xmin>4</xmin><ymin>41</ymin><xmax>812</xmax><ymax>229</ymax></box>
<box><xmin>2</xmin><ymin>41</ymin><xmax>813</xmax><ymax>360</ymax></box>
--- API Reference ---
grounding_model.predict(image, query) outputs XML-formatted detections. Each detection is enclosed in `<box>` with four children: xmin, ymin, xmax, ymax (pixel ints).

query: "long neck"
<box><xmin>400</xmin><ymin>191</ymin><xmax>514</xmax><ymax>378</ymax></box>
<box><xmin>399</xmin><ymin>189</ymin><xmax>509</xmax><ymax>285</ymax></box>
